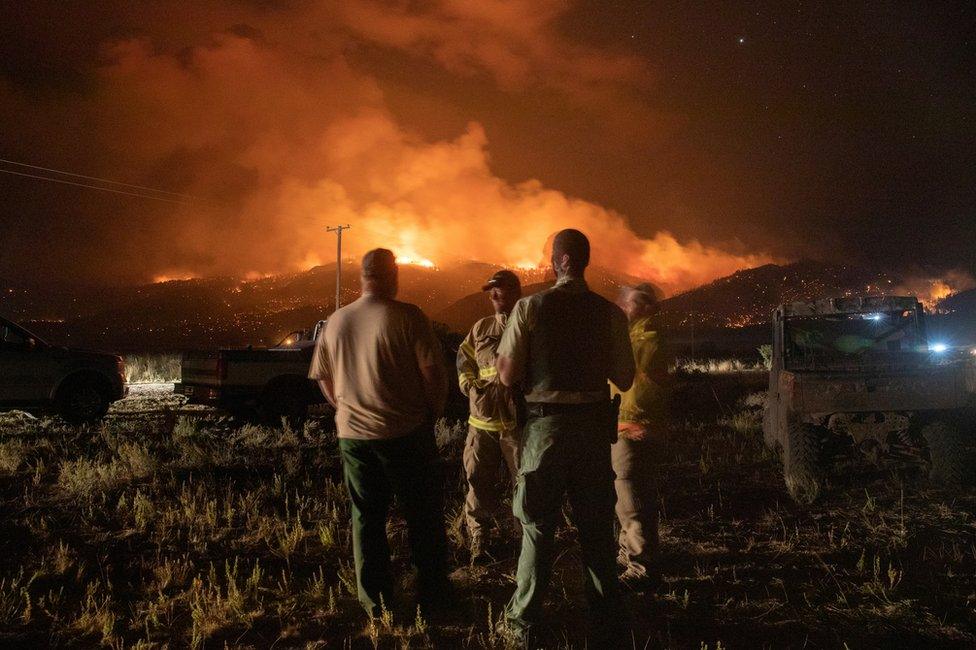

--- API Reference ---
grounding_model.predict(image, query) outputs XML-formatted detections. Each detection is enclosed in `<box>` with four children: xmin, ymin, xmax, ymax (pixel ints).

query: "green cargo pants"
<box><xmin>339</xmin><ymin>424</ymin><xmax>449</xmax><ymax>617</ymax></box>
<box><xmin>503</xmin><ymin>407</ymin><xmax>625</xmax><ymax>641</ymax></box>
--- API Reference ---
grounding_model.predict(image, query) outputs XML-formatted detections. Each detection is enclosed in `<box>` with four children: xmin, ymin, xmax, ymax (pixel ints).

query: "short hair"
<box><xmin>361</xmin><ymin>248</ymin><xmax>397</xmax><ymax>279</ymax></box>
<box><xmin>629</xmin><ymin>283</ymin><xmax>658</xmax><ymax>308</ymax></box>
<box><xmin>552</xmin><ymin>229</ymin><xmax>590</xmax><ymax>271</ymax></box>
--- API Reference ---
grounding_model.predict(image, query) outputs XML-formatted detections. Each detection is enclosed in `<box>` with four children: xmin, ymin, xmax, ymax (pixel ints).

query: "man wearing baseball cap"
<box><xmin>456</xmin><ymin>269</ymin><xmax>522</xmax><ymax>562</ymax></box>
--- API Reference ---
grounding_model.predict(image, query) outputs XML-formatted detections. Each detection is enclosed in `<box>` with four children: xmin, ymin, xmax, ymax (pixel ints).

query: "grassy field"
<box><xmin>0</xmin><ymin>379</ymin><xmax>974</xmax><ymax>648</ymax></box>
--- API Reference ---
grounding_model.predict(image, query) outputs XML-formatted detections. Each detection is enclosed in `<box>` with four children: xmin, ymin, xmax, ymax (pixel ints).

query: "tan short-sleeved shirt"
<box><xmin>308</xmin><ymin>294</ymin><xmax>442</xmax><ymax>440</ymax></box>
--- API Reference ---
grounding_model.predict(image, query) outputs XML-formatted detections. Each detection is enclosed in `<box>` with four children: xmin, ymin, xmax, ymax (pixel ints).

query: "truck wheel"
<box><xmin>784</xmin><ymin>422</ymin><xmax>823</xmax><ymax>504</ymax></box>
<box><xmin>56</xmin><ymin>379</ymin><xmax>110</xmax><ymax>425</ymax></box>
<box><xmin>922</xmin><ymin>421</ymin><xmax>967</xmax><ymax>485</ymax></box>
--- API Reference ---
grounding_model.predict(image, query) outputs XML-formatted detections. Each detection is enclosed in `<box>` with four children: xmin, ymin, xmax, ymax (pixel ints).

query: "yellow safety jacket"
<box><xmin>457</xmin><ymin>313</ymin><xmax>517</xmax><ymax>432</ymax></box>
<box><xmin>611</xmin><ymin>316</ymin><xmax>670</xmax><ymax>428</ymax></box>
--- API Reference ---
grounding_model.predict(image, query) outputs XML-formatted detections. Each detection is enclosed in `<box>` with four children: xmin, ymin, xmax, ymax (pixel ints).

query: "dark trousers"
<box><xmin>504</xmin><ymin>409</ymin><xmax>625</xmax><ymax>642</ymax></box>
<box><xmin>339</xmin><ymin>424</ymin><xmax>449</xmax><ymax>616</ymax></box>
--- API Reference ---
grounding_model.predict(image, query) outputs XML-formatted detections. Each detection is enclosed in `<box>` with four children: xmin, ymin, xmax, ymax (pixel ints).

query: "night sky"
<box><xmin>1</xmin><ymin>1</ymin><xmax>973</xmax><ymax>291</ymax></box>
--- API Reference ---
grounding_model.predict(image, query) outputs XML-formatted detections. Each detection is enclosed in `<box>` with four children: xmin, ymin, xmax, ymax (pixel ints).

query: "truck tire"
<box><xmin>56</xmin><ymin>377</ymin><xmax>111</xmax><ymax>425</ymax></box>
<box><xmin>784</xmin><ymin>422</ymin><xmax>823</xmax><ymax>504</ymax></box>
<box><xmin>922</xmin><ymin>421</ymin><xmax>967</xmax><ymax>485</ymax></box>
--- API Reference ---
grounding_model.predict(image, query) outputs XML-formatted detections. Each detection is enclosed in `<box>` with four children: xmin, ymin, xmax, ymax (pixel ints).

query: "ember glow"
<box><xmin>896</xmin><ymin>271</ymin><xmax>976</xmax><ymax>311</ymax></box>
<box><xmin>152</xmin><ymin>274</ymin><xmax>199</xmax><ymax>284</ymax></box>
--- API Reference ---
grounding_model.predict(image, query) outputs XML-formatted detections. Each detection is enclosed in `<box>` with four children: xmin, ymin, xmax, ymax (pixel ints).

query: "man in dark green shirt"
<box><xmin>495</xmin><ymin>229</ymin><xmax>635</xmax><ymax>645</ymax></box>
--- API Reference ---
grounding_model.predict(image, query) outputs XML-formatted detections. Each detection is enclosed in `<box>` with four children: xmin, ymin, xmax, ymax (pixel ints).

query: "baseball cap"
<box><xmin>481</xmin><ymin>269</ymin><xmax>521</xmax><ymax>292</ymax></box>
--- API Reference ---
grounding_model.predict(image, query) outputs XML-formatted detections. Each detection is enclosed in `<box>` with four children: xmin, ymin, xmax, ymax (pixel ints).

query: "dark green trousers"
<box><xmin>504</xmin><ymin>408</ymin><xmax>625</xmax><ymax>641</ymax></box>
<box><xmin>339</xmin><ymin>424</ymin><xmax>448</xmax><ymax>616</ymax></box>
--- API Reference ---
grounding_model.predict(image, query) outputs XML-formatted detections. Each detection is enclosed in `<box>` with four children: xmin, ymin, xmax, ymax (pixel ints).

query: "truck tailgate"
<box><xmin>181</xmin><ymin>351</ymin><xmax>221</xmax><ymax>386</ymax></box>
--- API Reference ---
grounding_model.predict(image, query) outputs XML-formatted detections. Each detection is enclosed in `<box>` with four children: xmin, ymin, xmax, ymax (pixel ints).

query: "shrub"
<box><xmin>0</xmin><ymin>440</ymin><xmax>27</xmax><ymax>473</ymax></box>
<box><xmin>123</xmin><ymin>354</ymin><xmax>182</xmax><ymax>384</ymax></box>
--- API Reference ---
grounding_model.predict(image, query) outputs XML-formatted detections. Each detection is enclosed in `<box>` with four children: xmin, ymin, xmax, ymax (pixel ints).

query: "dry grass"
<box><xmin>672</xmin><ymin>357</ymin><xmax>767</xmax><ymax>375</ymax></box>
<box><xmin>0</xmin><ymin>377</ymin><xmax>974</xmax><ymax>647</ymax></box>
<box><xmin>123</xmin><ymin>353</ymin><xmax>181</xmax><ymax>384</ymax></box>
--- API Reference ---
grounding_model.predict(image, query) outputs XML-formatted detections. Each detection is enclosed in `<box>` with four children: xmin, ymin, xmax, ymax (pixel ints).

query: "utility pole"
<box><xmin>326</xmin><ymin>225</ymin><xmax>351</xmax><ymax>313</ymax></box>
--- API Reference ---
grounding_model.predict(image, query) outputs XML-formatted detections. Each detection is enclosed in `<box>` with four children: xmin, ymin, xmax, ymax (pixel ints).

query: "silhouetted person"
<box><xmin>613</xmin><ymin>283</ymin><xmax>670</xmax><ymax>591</ymax></box>
<box><xmin>309</xmin><ymin>248</ymin><xmax>450</xmax><ymax>617</ymax></box>
<box><xmin>457</xmin><ymin>270</ymin><xmax>523</xmax><ymax>562</ymax></box>
<box><xmin>495</xmin><ymin>229</ymin><xmax>635</xmax><ymax>645</ymax></box>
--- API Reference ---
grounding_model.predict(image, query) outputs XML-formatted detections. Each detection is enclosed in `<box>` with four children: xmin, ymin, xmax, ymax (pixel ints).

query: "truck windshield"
<box><xmin>0</xmin><ymin>319</ymin><xmax>46</xmax><ymax>349</ymax></box>
<box><xmin>784</xmin><ymin>309</ymin><xmax>925</xmax><ymax>369</ymax></box>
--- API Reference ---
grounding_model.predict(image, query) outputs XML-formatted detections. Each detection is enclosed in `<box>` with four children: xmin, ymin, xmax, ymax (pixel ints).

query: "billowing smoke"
<box><xmin>0</xmin><ymin>2</ymin><xmax>772</xmax><ymax>295</ymax></box>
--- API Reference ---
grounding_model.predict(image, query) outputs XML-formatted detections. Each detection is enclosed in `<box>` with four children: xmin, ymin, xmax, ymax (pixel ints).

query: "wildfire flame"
<box><xmin>152</xmin><ymin>273</ymin><xmax>198</xmax><ymax>284</ymax></box>
<box><xmin>395</xmin><ymin>255</ymin><xmax>436</xmax><ymax>269</ymax></box>
<box><xmin>896</xmin><ymin>270</ymin><xmax>976</xmax><ymax>311</ymax></box>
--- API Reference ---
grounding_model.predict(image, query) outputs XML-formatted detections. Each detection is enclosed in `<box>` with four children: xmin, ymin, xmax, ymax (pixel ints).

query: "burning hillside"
<box><xmin>2</xmin><ymin>22</ymin><xmax>772</xmax><ymax>295</ymax></box>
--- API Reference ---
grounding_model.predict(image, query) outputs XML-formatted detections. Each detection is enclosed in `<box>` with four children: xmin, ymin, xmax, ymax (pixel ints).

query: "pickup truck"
<box><xmin>0</xmin><ymin>315</ymin><xmax>127</xmax><ymax>423</ymax></box>
<box><xmin>175</xmin><ymin>321</ymin><xmax>330</xmax><ymax>423</ymax></box>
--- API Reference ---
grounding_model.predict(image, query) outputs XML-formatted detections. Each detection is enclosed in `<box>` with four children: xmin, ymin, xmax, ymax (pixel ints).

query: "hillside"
<box><xmin>655</xmin><ymin>260</ymin><xmax>898</xmax><ymax>329</ymax></box>
<box><xmin>4</xmin><ymin>259</ymin><xmax>972</xmax><ymax>351</ymax></box>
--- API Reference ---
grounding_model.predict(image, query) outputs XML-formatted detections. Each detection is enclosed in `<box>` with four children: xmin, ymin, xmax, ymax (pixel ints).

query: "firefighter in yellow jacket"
<box><xmin>457</xmin><ymin>270</ymin><xmax>522</xmax><ymax>562</ymax></box>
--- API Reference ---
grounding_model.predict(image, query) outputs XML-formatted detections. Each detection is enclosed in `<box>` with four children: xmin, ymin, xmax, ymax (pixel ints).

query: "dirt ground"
<box><xmin>0</xmin><ymin>377</ymin><xmax>974</xmax><ymax>648</ymax></box>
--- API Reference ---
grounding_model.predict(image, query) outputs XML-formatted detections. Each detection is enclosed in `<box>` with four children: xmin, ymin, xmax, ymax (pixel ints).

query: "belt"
<box><xmin>527</xmin><ymin>401</ymin><xmax>607</xmax><ymax>417</ymax></box>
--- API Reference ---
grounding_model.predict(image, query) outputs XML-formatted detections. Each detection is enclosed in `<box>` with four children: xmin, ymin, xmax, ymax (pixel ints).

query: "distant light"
<box><xmin>930</xmin><ymin>343</ymin><xmax>948</xmax><ymax>353</ymax></box>
<box><xmin>738</xmin><ymin>37</ymin><xmax>745</xmax><ymax>44</ymax></box>
<box><xmin>867</xmin><ymin>313</ymin><xmax>883</xmax><ymax>321</ymax></box>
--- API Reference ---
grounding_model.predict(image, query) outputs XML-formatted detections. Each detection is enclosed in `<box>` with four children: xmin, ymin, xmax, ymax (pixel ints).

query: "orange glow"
<box><xmin>897</xmin><ymin>271</ymin><xmax>975</xmax><ymax>311</ymax></box>
<box><xmin>86</xmin><ymin>35</ymin><xmax>774</xmax><ymax>296</ymax></box>
<box><xmin>396</xmin><ymin>256</ymin><xmax>436</xmax><ymax>269</ymax></box>
<box><xmin>152</xmin><ymin>273</ymin><xmax>197</xmax><ymax>283</ymax></box>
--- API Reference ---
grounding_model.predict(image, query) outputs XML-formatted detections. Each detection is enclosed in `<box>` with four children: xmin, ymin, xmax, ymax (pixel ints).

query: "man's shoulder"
<box><xmin>471</xmin><ymin>314</ymin><xmax>499</xmax><ymax>333</ymax></box>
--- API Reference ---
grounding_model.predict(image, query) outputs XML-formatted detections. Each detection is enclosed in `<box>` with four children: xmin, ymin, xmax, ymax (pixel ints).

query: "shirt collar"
<box><xmin>554</xmin><ymin>276</ymin><xmax>588</xmax><ymax>291</ymax></box>
<box><xmin>495</xmin><ymin>311</ymin><xmax>508</xmax><ymax>326</ymax></box>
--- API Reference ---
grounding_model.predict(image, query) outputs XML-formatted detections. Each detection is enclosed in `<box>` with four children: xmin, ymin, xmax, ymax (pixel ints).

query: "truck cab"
<box><xmin>0</xmin><ymin>315</ymin><xmax>127</xmax><ymax>423</ymax></box>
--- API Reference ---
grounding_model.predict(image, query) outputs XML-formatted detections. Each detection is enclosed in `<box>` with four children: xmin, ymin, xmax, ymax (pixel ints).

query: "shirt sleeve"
<box><xmin>456</xmin><ymin>326</ymin><xmax>479</xmax><ymax>396</ymax></box>
<box><xmin>610</xmin><ymin>307</ymin><xmax>636</xmax><ymax>386</ymax></box>
<box><xmin>307</xmin><ymin>327</ymin><xmax>332</xmax><ymax>381</ymax></box>
<box><xmin>496</xmin><ymin>297</ymin><xmax>531</xmax><ymax>384</ymax></box>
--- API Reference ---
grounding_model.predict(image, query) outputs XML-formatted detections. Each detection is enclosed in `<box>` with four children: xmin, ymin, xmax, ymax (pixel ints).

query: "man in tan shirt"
<box><xmin>309</xmin><ymin>248</ymin><xmax>450</xmax><ymax>617</ymax></box>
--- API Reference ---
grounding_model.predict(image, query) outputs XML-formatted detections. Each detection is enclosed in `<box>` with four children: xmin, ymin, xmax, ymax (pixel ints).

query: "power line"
<box><xmin>0</xmin><ymin>157</ymin><xmax>202</xmax><ymax>199</ymax></box>
<box><xmin>0</xmin><ymin>168</ymin><xmax>194</xmax><ymax>205</ymax></box>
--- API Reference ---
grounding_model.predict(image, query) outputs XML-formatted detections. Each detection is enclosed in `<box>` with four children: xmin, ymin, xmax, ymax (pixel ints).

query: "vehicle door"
<box><xmin>0</xmin><ymin>322</ymin><xmax>55</xmax><ymax>402</ymax></box>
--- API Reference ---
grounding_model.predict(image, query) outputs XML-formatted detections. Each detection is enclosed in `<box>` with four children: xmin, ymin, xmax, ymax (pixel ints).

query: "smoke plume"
<box><xmin>0</xmin><ymin>1</ymin><xmax>772</xmax><ymax>295</ymax></box>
